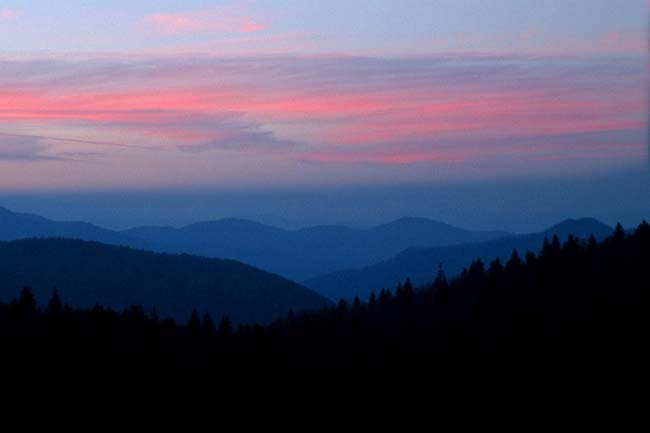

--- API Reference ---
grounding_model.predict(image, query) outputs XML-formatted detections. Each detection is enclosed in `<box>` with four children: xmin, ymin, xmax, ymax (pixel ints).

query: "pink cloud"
<box><xmin>240</xmin><ymin>22</ymin><xmax>266</xmax><ymax>33</ymax></box>
<box><xmin>599</xmin><ymin>30</ymin><xmax>646</xmax><ymax>54</ymax></box>
<box><xmin>144</xmin><ymin>7</ymin><xmax>267</xmax><ymax>35</ymax></box>
<box><xmin>0</xmin><ymin>54</ymin><xmax>645</xmax><ymax>169</ymax></box>
<box><xmin>0</xmin><ymin>9</ymin><xmax>18</xmax><ymax>21</ymax></box>
<box><xmin>519</xmin><ymin>28</ymin><xmax>539</xmax><ymax>42</ymax></box>
<box><xmin>147</xmin><ymin>13</ymin><xmax>198</xmax><ymax>35</ymax></box>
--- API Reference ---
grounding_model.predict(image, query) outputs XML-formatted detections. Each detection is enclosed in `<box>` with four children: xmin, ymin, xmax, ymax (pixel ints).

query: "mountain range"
<box><xmin>304</xmin><ymin>218</ymin><xmax>614</xmax><ymax>301</ymax></box>
<box><xmin>1</xmin><ymin>206</ymin><xmax>509</xmax><ymax>281</ymax></box>
<box><xmin>0</xmin><ymin>206</ymin><xmax>150</xmax><ymax>248</ymax></box>
<box><xmin>1</xmin><ymin>205</ymin><xmax>617</xmax><ymax>304</ymax></box>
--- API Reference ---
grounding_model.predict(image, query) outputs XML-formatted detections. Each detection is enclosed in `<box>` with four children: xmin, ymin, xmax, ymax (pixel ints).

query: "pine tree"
<box><xmin>368</xmin><ymin>292</ymin><xmax>377</xmax><ymax>310</ymax></box>
<box><xmin>18</xmin><ymin>287</ymin><xmax>37</xmax><ymax>314</ymax></box>
<box><xmin>337</xmin><ymin>299</ymin><xmax>348</xmax><ymax>315</ymax></box>
<box><xmin>551</xmin><ymin>235</ymin><xmax>561</xmax><ymax>252</ymax></box>
<box><xmin>469</xmin><ymin>259</ymin><xmax>486</xmax><ymax>281</ymax></box>
<box><xmin>202</xmin><ymin>312</ymin><xmax>216</xmax><ymax>335</ymax></box>
<box><xmin>432</xmin><ymin>264</ymin><xmax>449</xmax><ymax>305</ymax></box>
<box><xmin>613</xmin><ymin>222</ymin><xmax>626</xmax><ymax>242</ymax></box>
<box><xmin>47</xmin><ymin>287</ymin><xmax>62</xmax><ymax>315</ymax></box>
<box><xmin>188</xmin><ymin>308</ymin><xmax>201</xmax><ymax>332</ymax></box>
<box><xmin>395</xmin><ymin>282</ymin><xmax>403</xmax><ymax>299</ymax></box>
<box><xmin>378</xmin><ymin>288</ymin><xmax>392</xmax><ymax>306</ymax></box>
<box><xmin>506</xmin><ymin>250</ymin><xmax>522</xmax><ymax>272</ymax></box>
<box><xmin>402</xmin><ymin>278</ymin><xmax>415</xmax><ymax>304</ymax></box>
<box><xmin>588</xmin><ymin>235</ymin><xmax>598</xmax><ymax>251</ymax></box>
<box><xmin>489</xmin><ymin>258</ymin><xmax>503</xmax><ymax>277</ymax></box>
<box><xmin>635</xmin><ymin>220</ymin><xmax>650</xmax><ymax>240</ymax></box>
<box><xmin>352</xmin><ymin>296</ymin><xmax>361</xmax><ymax>312</ymax></box>
<box><xmin>150</xmin><ymin>306</ymin><xmax>159</xmax><ymax>323</ymax></box>
<box><xmin>218</xmin><ymin>314</ymin><xmax>233</xmax><ymax>338</ymax></box>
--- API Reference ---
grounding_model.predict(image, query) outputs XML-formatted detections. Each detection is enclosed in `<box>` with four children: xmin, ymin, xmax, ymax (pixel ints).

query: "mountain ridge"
<box><xmin>0</xmin><ymin>237</ymin><xmax>329</xmax><ymax>324</ymax></box>
<box><xmin>122</xmin><ymin>215</ymin><xmax>512</xmax><ymax>280</ymax></box>
<box><xmin>1</xmin><ymin>205</ymin><xmax>512</xmax><ymax>280</ymax></box>
<box><xmin>305</xmin><ymin>217</ymin><xmax>615</xmax><ymax>301</ymax></box>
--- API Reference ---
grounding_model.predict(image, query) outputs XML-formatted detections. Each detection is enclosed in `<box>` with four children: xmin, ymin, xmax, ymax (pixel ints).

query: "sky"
<box><xmin>0</xmin><ymin>1</ymin><xmax>649</xmax><ymax>230</ymax></box>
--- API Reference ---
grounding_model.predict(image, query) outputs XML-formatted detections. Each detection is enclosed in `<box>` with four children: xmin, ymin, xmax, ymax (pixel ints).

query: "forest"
<box><xmin>1</xmin><ymin>221</ymin><xmax>647</xmax><ymax>373</ymax></box>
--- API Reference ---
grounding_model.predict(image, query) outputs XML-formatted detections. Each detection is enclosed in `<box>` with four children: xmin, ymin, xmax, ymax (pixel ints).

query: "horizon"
<box><xmin>1</xmin><ymin>163</ymin><xmax>650</xmax><ymax>232</ymax></box>
<box><xmin>1</xmin><ymin>0</ymin><xmax>649</xmax><ymax>230</ymax></box>
<box><xmin>0</xmin><ymin>200</ymin><xmax>620</xmax><ymax>232</ymax></box>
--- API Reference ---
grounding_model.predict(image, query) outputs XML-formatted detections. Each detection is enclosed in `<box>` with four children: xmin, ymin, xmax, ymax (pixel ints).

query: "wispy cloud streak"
<box><xmin>0</xmin><ymin>53</ymin><xmax>645</xmax><ymax>174</ymax></box>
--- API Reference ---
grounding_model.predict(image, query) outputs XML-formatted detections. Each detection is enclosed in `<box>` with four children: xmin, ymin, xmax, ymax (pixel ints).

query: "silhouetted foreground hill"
<box><xmin>0</xmin><ymin>238</ymin><xmax>329</xmax><ymax>324</ymax></box>
<box><xmin>0</xmin><ymin>206</ymin><xmax>509</xmax><ymax>281</ymax></box>
<box><xmin>306</xmin><ymin>218</ymin><xmax>613</xmax><ymax>300</ymax></box>
<box><xmin>0</xmin><ymin>221</ymin><xmax>646</xmax><ymax>373</ymax></box>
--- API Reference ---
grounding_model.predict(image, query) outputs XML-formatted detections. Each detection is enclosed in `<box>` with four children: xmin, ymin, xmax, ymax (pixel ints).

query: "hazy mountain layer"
<box><xmin>305</xmin><ymin>218</ymin><xmax>614</xmax><ymax>301</ymax></box>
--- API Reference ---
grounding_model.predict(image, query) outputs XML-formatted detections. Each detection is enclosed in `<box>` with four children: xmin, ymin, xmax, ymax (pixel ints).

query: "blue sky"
<box><xmin>0</xmin><ymin>0</ymin><xmax>646</xmax><ymax>53</ymax></box>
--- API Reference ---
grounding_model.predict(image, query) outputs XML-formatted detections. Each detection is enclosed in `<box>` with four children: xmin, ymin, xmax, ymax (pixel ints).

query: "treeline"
<box><xmin>1</xmin><ymin>222</ymin><xmax>648</xmax><ymax>371</ymax></box>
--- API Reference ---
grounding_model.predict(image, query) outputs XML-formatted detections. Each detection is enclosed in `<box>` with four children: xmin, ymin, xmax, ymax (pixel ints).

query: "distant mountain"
<box><xmin>0</xmin><ymin>238</ymin><xmax>329</xmax><ymax>324</ymax></box>
<box><xmin>123</xmin><ymin>217</ymin><xmax>510</xmax><ymax>280</ymax></box>
<box><xmin>0</xmin><ymin>206</ymin><xmax>509</xmax><ymax>280</ymax></box>
<box><xmin>305</xmin><ymin>218</ymin><xmax>614</xmax><ymax>301</ymax></box>
<box><xmin>0</xmin><ymin>206</ymin><xmax>149</xmax><ymax>248</ymax></box>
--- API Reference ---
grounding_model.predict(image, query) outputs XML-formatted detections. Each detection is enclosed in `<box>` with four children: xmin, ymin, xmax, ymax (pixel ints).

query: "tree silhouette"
<box><xmin>506</xmin><ymin>250</ymin><xmax>522</xmax><ymax>272</ymax></box>
<box><xmin>352</xmin><ymin>296</ymin><xmax>362</xmax><ymax>312</ymax></box>
<box><xmin>188</xmin><ymin>308</ymin><xmax>201</xmax><ymax>332</ymax></box>
<box><xmin>432</xmin><ymin>264</ymin><xmax>449</xmax><ymax>305</ymax></box>
<box><xmin>368</xmin><ymin>292</ymin><xmax>377</xmax><ymax>310</ymax></box>
<box><xmin>202</xmin><ymin>313</ymin><xmax>216</xmax><ymax>335</ymax></box>
<box><xmin>150</xmin><ymin>306</ymin><xmax>159</xmax><ymax>323</ymax></box>
<box><xmin>613</xmin><ymin>222</ymin><xmax>626</xmax><ymax>242</ymax></box>
<box><xmin>378</xmin><ymin>288</ymin><xmax>392</xmax><ymax>306</ymax></box>
<box><xmin>47</xmin><ymin>288</ymin><xmax>62</xmax><ymax>315</ymax></box>
<box><xmin>394</xmin><ymin>281</ymin><xmax>403</xmax><ymax>299</ymax></box>
<box><xmin>337</xmin><ymin>299</ymin><xmax>348</xmax><ymax>315</ymax></box>
<box><xmin>18</xmin><ymin>287</ymin><xmax>37</xmax><ymax>314</ymax></box>
<box><xmin>218</xmin><ymin>314</ymin><xmax>232</xmax><ymax>338</ymax></box>
<box><xmin>402</xmin><ymin>278</ymin><xmax>415</xmax><ymax>304</ymax></box>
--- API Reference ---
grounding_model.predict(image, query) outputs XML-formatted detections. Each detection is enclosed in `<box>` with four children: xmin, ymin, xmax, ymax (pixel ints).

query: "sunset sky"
<box><xmin>0</xmin><ymin>1</ymin><xmax>648</xmax><ymax>230</ymax></box>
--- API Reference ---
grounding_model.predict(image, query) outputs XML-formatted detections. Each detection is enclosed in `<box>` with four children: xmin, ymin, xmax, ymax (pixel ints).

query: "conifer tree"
<box><xmin>47</xmin><ymin>288</ymin><xmax>62</xmax><ymax>315</ymax></box>
<box><xmin>150</xmin><ymin>306</ymin><xmax>159</xmax><ymax>323</ymax></box>
<box><xmin>218</xmin><ymin>314</ymin><xmax>233</xmax><ymax>338</ymax></box>
<box><xmin>201</xmin><ymin>313</ymin><xmax>215</xmax><ymax>334</ymax></box>
<box><xmin>352</xmin><ymin>296</ymin><xmax>361</xmax><ymax>312</ymax></box>
<box><xmin>432</xmin><ymin>264</ymin><xmax>449</xmax><ymax>305</ymax></box>
<box><xmin>18</xmin><ymin>287</ymin><xmax>37</xmax><ymax>314</ymax></box>
<box><xmin>613</xmin><ymin>222</ymin><xmax>626</xmax><ymax>242</ymax></box>
<box><xmin>402</xmin><ymin>278</ymin><xmax>415</xmax><ymax>304</ymax></box>
<box><xmin>368</xmin><ymin>292</ymin><xmax>377</xmax><ymax>309</ymax></box>
<box><xmin>188</xmin><ymin>308</ymin><xmax>201</xmax><ymax>332</ymax></box>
